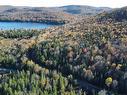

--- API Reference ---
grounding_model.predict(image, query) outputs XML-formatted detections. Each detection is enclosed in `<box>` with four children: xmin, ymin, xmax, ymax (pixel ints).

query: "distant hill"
<box><xmin>59</xmin><ymin>5</ymin><xmax>111</xmax><ymax>15</ymax></box>
<box><xmin>0</xmin><ymin>5</ymin><xmax>111</xmax><ymax>24</ymax></box>
<box><xmin>0</xmin><ymin>5</ymin><xmax>75</xmax><ymax>24</ymax></box>
<box><xmin>0</xmin><ymin>5</ymin><xmax>111</xmax><ymax>15</ymax></box>
<box><xmin>97</xmin><ymin>6</ymin><xmax>127</xmax><ymax>22</ymax></box>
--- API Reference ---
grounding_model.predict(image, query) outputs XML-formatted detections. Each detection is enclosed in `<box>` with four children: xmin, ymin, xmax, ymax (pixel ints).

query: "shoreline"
<box><xmin>0</xmin><ymin>20</ymin><xmax>66</xmax><ymax>25</ymax></box>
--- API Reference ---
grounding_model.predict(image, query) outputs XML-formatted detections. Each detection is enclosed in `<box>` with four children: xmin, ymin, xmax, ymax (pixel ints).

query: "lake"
<box><xmin>0</xmin><ymin>21</ymin><xmax>55</xmax><ymax>30</ymax></box>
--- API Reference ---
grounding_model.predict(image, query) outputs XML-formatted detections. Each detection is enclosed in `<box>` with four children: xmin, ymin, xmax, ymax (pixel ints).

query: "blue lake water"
<box><xmin>0</xmin><ymin>21</ymin><xmax>55</xmax><ymax>30</ymax></box>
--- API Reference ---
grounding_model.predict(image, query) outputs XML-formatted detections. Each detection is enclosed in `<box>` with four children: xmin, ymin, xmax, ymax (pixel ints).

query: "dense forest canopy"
<box><xmin>0</xmin><ymin>5</ymin><xmax>127</xmax><ymax>95</ymax></box>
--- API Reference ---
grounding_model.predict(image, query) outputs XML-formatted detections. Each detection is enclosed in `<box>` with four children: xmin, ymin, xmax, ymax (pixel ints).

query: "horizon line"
<box><xmin>0</xmin><ymin>4</ymin><xmax>125</xmax><ymax>8</ymax></box>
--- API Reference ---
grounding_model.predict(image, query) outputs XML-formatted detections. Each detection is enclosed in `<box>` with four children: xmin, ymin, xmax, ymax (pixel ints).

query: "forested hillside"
<box><xmin>60</xmin><ymin>5</ymin><xmax>111</xmax><ymax>15</ymax></box>
<box><xmin>97</xmin><ymin>7</ymin><xmax>127</xmax><ymax>23</ymax></box>
<box><xmin>0</xmin><ymin>5</ymin><xmax>127</xmax><ymax>95</ymax></box>
<box><xmin>0</xmin><ymin>5</ymin><xmax>111</xmax><ymax>24</ymax></box>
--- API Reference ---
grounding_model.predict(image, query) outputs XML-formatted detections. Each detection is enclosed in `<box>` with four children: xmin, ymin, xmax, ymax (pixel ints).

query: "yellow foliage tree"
<box><xmin>105</xmin><ymin>77</ymin><xmax>113</xmax><ymax>87</ymax></box>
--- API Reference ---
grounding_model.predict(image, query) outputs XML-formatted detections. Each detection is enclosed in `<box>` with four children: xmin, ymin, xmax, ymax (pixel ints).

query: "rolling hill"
<box><xmin>97</xmin><ymin>6</ymin><xmax>127</xmax><ymax>23</ymax></box>
<box><xmin>59</xmin><ymin>5</ymin><xmax>111</xmax><ymax>15</ymax></box>
<box><xmin>1</xmin><ymin>5</ymin><xmax>127</xmax><ymax>95</ymax></box>
<box><xmin>0</xmin><ymin>5</ymin><xmax>111</xmax><ymax>24</ymax></box>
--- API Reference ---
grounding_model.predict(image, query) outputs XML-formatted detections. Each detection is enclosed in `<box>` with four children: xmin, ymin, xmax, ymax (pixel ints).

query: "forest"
<box><xmin>0</xmin><ymin>5</ymin><xmax>127</xmax><ymax>95</ymax></box>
